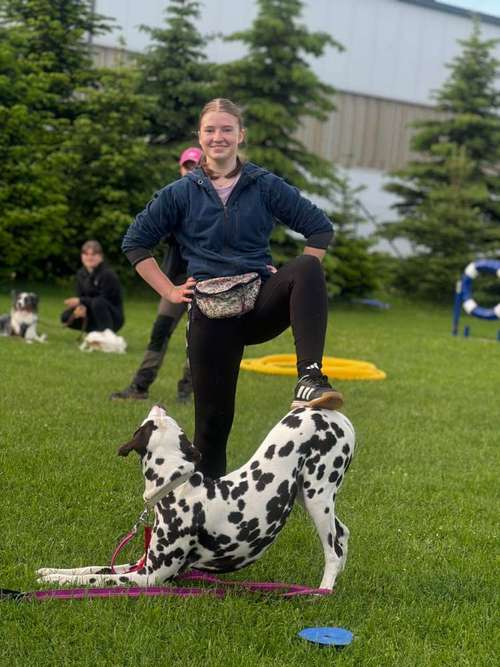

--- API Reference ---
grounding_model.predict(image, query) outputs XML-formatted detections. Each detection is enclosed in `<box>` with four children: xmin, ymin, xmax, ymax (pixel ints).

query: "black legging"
<box><xmin>188</xmin><ymin>255</ymin><xmax>328</xmax><ymax>478</ymax></box>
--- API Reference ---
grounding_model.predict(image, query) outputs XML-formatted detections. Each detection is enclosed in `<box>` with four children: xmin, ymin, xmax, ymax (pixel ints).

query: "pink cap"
<box><xmin>179</xmin><ymin>147</ymin><xmax>202</xmax><ymax>166</ymax></box>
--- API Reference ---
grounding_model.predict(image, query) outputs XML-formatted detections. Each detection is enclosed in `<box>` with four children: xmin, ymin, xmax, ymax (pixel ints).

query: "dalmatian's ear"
<box><xmin>118</xmin><ymin>420</ymin><xmax>157</xmax><ymax>458</ymax></box>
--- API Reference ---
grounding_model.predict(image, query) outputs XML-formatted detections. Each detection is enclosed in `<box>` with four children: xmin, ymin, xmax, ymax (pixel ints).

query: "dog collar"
<box><xmin>143</xmin><ymin>471</ymin><xmax>195</xmax><ymax>508</ymax></box>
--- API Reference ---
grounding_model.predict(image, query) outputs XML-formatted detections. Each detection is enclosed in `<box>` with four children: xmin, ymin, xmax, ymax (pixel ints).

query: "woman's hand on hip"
<box><xmin>165</xmin><ymin>276</ymin><xmax>197</xmax><ymax>304</ymax></box>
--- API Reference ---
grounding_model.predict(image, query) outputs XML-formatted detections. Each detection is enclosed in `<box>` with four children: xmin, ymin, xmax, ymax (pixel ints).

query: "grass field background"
<box><xmin>0</xmin><ymin>286</ymin><xmax>498</xmax><ymax>666</ymax></box>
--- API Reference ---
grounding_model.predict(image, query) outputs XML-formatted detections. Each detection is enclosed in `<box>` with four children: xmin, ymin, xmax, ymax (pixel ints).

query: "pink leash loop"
<box><xmin>110</xmin><ymin>530</ymin><xmax>138</xmax><ymax>574</ymax></box>
<box><xmin>110</xmin><ymin>510</ymin><xmax>152</xmax><ymax>574</ymax></box>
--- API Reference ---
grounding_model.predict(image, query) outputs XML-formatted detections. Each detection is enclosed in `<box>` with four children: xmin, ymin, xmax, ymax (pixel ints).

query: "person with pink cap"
<box><xmin>110</xmin><ymin>147</ymin><xmax>202</xmax><ymax>401</ymax></box>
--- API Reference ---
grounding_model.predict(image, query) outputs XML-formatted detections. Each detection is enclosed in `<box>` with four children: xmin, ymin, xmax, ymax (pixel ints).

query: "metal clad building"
<box><xmin>93</xmin><ymin>0</ymin><xmax>500</xmax><ymax>244</ymax></box>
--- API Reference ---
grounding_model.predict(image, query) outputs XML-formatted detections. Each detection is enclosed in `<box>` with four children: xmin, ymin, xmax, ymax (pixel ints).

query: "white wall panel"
<box><xmin>303</xmin><ymin>0</ymin><xmax>500</xmax><ymax>105</ymax></box>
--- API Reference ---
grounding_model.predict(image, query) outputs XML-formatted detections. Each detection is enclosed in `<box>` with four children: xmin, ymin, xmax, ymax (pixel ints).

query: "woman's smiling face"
<box><xmin>198</xmin><ymin>111</ymin><xmax>244</xmax><ymax>164</ymax></box>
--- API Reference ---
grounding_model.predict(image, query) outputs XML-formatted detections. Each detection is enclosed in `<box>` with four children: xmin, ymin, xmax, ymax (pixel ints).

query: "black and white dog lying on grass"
<box><xmin>0</xmin><ymin>291</ymin><xmax>46</xmax><ymax>343</ymax></box>
<box><xmin>38</xmin><ymin>404</ymin><xmax>355</xmax><ymax>590</ymax></box>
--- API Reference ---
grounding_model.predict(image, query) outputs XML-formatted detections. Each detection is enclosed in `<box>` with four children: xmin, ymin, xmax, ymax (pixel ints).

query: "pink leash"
<box><xmin>3</xmin><ymin>512</ymin><xmax>332</xmax><ymax>601</ymax></box>
<box><xmin>19</xmin><ymin>577</ymin><xmax>330</xmax><ymax>602</ymax></box>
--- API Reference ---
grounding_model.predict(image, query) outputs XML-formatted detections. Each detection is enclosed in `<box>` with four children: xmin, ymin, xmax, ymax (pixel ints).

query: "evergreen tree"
<box><xmin>138</xmin><ymin>0</ymin><xmax>212</xmax><ymax>187</ymax></box>
<box><xmin>383</xmin><ymin>23</ymin><xmax>500</xmax><ymax>300</ymax></box>
<box><xmin>59</xmin><ymin>67</ymin><xmax>154</xmax><ymax>278</ymax></box>
<box><xmin>216</xmin><ymin>0</ymin><xmax>346</xmax><ymax>298</ymax></box>
<box><xmin>386</xmin><ymin>147</ymin><xmax>493</xmax><ymax>298</ymax></box>
<box><xmin>218</xmin><ymin>0</ymin><xmax>342</xmax><ymax>198</ymax></box>
<box><xmin>0</xmin><ymin>0</ymin><xmax>110</xmax><ymax>118</ymax></box>
<box><xmin>324</xmin><ymin>178</ymin><xmax>384</xmax><ymax>299</ymax></box>
<box><xmin>0</xmin><ymin>0</ymin><xmax>154</xmax><ymax>279</ymax></box>
<box><xmin>0</xmin><ymin>18</ymin><xmax>70</xmax><ymax>280</ymax></box>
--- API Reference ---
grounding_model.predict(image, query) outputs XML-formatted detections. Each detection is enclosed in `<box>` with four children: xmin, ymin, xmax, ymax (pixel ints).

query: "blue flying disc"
<box><xmin>298</xmin><ymin>626</ymin><xmax>353</xmax><ymax>646</ymax></box>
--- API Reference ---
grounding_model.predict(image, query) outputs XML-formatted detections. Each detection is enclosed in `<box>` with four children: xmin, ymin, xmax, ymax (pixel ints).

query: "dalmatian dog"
<box><xmin>38</xmin><ymin>404</ymin><xmax>355</xmax><ymax>590</ymax></box>
<box><xmin>0</xmin><ymin>291</ymin><xmax>46</xmax><ymax>343</ymax></box>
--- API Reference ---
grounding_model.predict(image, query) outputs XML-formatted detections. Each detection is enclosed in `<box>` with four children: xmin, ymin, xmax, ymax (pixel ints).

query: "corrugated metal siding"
<box><xmin>295</xmin><ymin>91</ymin><xmax>443</xmax><ymax>170</ymax></box>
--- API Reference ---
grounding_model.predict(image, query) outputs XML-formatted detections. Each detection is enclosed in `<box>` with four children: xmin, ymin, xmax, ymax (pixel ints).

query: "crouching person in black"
<box><xmin>61</xmin><ymin>240</ymin><xmax>124</xmax><ymax>333</ymax></box>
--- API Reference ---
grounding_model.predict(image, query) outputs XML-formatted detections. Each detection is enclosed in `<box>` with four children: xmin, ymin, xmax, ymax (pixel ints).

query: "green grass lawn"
<box><xmin>0</xmin><ymin>287</ymin><xmax>498</xmax><ymax>666</ymax></box>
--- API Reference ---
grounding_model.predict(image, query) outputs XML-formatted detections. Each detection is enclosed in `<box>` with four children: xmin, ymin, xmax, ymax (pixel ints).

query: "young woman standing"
<box><xmin>122</xmin><ymin>98</ymin><xmax>343</xmax><ymax>478</ymax></box>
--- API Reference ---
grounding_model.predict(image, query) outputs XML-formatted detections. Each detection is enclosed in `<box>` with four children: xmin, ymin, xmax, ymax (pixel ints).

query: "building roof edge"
<box><xmin>397</xmin><ymin>0</ymin><xmax>500</xmax><ymax>27</ymax></box>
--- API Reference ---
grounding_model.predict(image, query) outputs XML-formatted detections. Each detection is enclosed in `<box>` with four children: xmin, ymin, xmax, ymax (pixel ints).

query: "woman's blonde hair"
<box><xmin>198</xmin><ymin>98</ymin><xmax>245</xmax><ymax>130</ymax></box>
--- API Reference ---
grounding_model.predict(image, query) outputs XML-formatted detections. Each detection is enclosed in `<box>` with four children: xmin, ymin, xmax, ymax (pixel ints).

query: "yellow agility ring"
<box><xmin>241</xmin><ymin>354</ymin><xmax>386</xmax><ymax>381</ymax></box>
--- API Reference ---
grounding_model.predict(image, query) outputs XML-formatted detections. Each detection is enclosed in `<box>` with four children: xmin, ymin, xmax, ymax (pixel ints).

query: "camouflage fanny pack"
<box><xmin>194</xmin><ymin>272</ymin><xmax>261</xmax><ymax>319</ymax></box>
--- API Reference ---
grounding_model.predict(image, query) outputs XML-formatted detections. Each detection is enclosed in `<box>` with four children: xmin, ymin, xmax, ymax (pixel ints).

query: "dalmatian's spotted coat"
<box><xmin>38</xmin><ymin>404</ymin><xmax>355</xmax><ymax>590</ymax></box>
